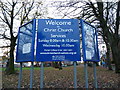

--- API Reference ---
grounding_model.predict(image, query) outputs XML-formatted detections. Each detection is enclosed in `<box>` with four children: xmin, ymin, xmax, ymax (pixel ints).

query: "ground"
<box><xmin>2</xmin><ymin>65</ymin><xmax>120</xmax><ymax>89</ymax></box>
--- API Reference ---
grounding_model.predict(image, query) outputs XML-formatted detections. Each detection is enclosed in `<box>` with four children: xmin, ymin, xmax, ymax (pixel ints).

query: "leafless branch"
<box><xmin>0</xmin><ymin>46</ymin><xmax>10</xmax><ymax>48</ymax></box>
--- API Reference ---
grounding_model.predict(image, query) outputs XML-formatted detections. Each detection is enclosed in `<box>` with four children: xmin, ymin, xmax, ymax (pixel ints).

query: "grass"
<box><xmin>2</xmin><ymin>67</ymin><xmax>55</xmax><ymax>71</ymax></box>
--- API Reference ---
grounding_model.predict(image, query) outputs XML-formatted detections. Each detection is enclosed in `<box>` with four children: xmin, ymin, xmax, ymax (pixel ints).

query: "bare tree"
<box><xmin>0</xmin><ymin>0</ymin><xmax>45</xmax><ymax>74</ymax></box>
<box><xmin>55</xmin><ymin>0</ymin><xmax>120</xmax><ymax>73</ymax></box>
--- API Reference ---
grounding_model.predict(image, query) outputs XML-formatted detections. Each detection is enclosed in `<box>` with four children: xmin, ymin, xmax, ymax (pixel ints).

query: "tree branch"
<box><xmin>106</xmin><ymin>2</ymin><xmax>109</xmax><ymax>22</ymax></box>
<box><xmin>0</xmin><ymin>45</ymin><xmax>10</xmax><ymax>48</ymax></box>
<box><xmin>20</xmin><ymin>0</ymin><xmax>34</xmax><ymax>25</ymax></box>
<box><xmin>97</xmin><ymin>1</ymin><xmax>103</xmax><ymax>18</ymax></box>
<box><xmin>0</xmin><ymin>31</ymin><xmax>11</xmax><ymax>40</ymax></box>
<box><xmin>115</xmin><ymin>1</ymin><xmax>120</xmax><ymax>35</ymax></box>
<box><xmin>14</xmin><ymin>5</ymin><xmax>23</xmax><ymax>18</ymax></box>
<box><xmin>1</xmin><ymin>10</ymin><xmax>11</xmax><ymax>29</ymax></box>
<box><xmin>89</xmin><ymin>1</ymin><xmax>99</xmax><ymax>18</ymax></box>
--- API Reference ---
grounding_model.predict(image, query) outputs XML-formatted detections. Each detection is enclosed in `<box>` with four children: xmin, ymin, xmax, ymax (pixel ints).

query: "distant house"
<box><xmin>63</xmin><ymin>61</ymin><xmax>73</xmax><ymax>66</ymax></box>
<box><xmin>44</xmin><ymin>62</ymin><xmax>53</xmax><ymax>67</ymax></box>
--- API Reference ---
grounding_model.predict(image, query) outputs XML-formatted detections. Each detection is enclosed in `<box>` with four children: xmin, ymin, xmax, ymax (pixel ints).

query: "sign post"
<box><xmin>30</xmin><ymin>62</ymin><xmax>34</xmax><ymax>88</ymax></box>
<box><xmin>84</xmin><ymin>62</ymin><xmax>88</xmax><ymax>88</ymax></box>
<box><xmin>73</xmin><ymin>61</ymin><xmax>77</xmax><ymax>88</ymax></box>
<box><xmin>40</xmin><ymin>62</ymin><xmax>44</xmax><ymax>88</ymax></box>
<box><xmin>18</xmin><ymin>62</ymin><xmax>23</xmax><ymax>89</ymax></box>
<box><xmin>93</xmin><ymin>62</ymin><xmax>98</xmax><ymax>88</ymax></box>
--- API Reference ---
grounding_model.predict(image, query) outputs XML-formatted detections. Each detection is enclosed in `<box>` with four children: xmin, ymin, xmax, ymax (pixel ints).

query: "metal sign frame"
<box><xmin>16</xmin><ymin>19</ymin><xmax>36</xmax><ymax>62</ymax></box>
<box><xmin>80</xmin><ymin>19</ymin><xmax>100</xmax><ymax>62</ymax></box>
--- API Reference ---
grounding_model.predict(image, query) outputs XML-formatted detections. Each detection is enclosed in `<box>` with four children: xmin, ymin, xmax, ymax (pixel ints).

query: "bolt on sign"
<box><xmin>80</xmin><ymin>19</ymin><xmax>100</xmax><ymax>62</ymax></box>
<box><xmin>36</xmin><ymin>19</ymin><xmax>81</xmax><ymax>62</ymax></box>
<box><xmin>16</xmin><ymin>19</ymin><xmax>36</xmax><ymax>62</ymax></box>
<box><xmin>16</xmin><ymin>19</ymin><xmax>100</xmax><ymax>62</ymax></box>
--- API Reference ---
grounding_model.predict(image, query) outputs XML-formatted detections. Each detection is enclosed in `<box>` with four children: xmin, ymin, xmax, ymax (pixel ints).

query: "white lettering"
<box><xmin>43</xmin><ymin>44</ymin><xmax>60</xmax><ymax>48</ymax></box>
<box><xmin>45</xmin><ymin>20</ymin><xmax>71</xmax><ymax>25</ymax></box>
<box><xmin>51</xmin><ymin>34</ymin><xmax>66</xmax><ymax>38</ymax></box>
<box><xmin>44</xmin><ymin>28</ymin><xmax>56</xmax><ymax>32</ymax></box>
<box><xmin>57</xmin><ymin>28</ymin><xmax>73</xmax><ymax>32</ymax></box>
<box><xmin>43</xmin><ymin>28</ymin><xmax>73</xmax><ymax>32</ymax></box>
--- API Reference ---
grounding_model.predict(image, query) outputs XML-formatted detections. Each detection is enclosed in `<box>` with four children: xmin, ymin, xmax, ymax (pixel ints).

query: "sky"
<box><xmin>0</xmin><ymin>0</ymin><xmax>116</xmax><ymax>56</ymax></box>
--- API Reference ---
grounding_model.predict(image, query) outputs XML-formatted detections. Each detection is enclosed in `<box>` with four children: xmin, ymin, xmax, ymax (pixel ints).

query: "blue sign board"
<box><xmin>16</xmin><ymin>19</ymin><xmax>36</xmax><ymax>62</ymax></box>
<box><xmin>36</xmin><ymin>19</ymin><xmax>80</xmax><ymax>61</ymax></box>
<box><xmin>80</xmin><ymin>19</ymin><xmax>100</xmax><ymax>62</ymax></box>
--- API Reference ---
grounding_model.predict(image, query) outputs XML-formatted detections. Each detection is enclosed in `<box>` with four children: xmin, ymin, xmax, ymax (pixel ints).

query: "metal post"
<box><xmin>84</xmin><ymin>62</ymin><xmax>88</xmax><ymax>88</ymax></box>
<box><xmin>93</xmin><ymin>62</ymin><xmax>98</xmax><ymax>88</ymax></box>
<box><xmin>30</xmin><ymin>62</ymin><xmax>34</xmax><ymax>88</ymax></box>
<box><xmin>40</xmin><ymin>62</ymin><xmax>44</xmax><ymax>89</ymax></box>
<box><xmin>73</xmin><ymin>61</ymin><xmax>77</xmax><ymax>88</ymax></box>
<box><xmin>18</xmin><ymin>62</ymin><xmax>23</xmax><ymax>89</ymax></box>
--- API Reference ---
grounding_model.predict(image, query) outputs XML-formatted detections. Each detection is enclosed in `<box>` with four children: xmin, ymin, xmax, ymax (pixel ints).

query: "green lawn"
<box><xmin>2</xmin><ymin>66</ymin><xmax>57</xmax><ymax>71</ymax></box>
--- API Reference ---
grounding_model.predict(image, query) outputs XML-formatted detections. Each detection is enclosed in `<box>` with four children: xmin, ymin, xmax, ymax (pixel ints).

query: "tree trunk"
<box><xmin>111</xmin><ymin>41</ymin><xmax>120</xmax><ymax>73</ymax></box>
<box><xmin>5</xmin><ymin>39</ymin><xmax>16</xmax><ymax>74</ymax></box>
<box><xmin>106</xmin><ymin>45</ymin><xmax>112</xmax><ymax>70</ymax></box>
<box><xmin>98</xmin><ymin>16</ymin><xmax>119</xmax><ymax>72</ymax></box>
